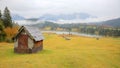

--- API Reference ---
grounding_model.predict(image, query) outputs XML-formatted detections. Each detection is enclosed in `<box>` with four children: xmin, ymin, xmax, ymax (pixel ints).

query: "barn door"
<box><xmin>18</xmin><ymin>34</ymin><xmax>28</xmax><ymax>49</ymax></box>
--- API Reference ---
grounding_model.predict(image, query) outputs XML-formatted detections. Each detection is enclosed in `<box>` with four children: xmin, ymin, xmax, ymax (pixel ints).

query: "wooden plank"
<box><xmin>18</xmin><ymin>34</ymin><xmax>28</xmax><ymax>49</ymax></box>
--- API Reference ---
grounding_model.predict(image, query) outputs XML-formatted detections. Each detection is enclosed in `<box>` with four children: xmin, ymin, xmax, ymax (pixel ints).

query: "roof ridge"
<box><xmin>13</xmin><ymin>26</ymin><xmax>44</xmax><ymax>41</ymax></box>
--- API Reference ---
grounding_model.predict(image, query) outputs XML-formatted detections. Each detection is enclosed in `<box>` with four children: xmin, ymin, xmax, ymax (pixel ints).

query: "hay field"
<box><xmin>0</xmin><ymin>34</ymin><xmax>120</xmax><ymax>68</ymax></box>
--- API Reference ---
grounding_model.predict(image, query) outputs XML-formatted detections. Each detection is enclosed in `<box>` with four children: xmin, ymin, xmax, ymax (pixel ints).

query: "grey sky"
<box><xmin>0</xmin><ymin>0</ymin><xmax>120</xmax><ymax>18</ymax></box>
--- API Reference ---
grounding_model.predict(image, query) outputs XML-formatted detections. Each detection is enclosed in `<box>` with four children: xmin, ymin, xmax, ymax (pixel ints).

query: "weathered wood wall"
<box><xmin>14</xmin><ymin>39</ymin><xmax>18</xmax><ymax>48</ymax></box>
<box><xmin>31</xmin><ymin>40</ymin><xmax>43</xmax><ymax>53</ymax></box>
<box><xmin>14</xmin><ymin>29</ymin><xmax>43</xmax><ymax>53</ymax></box>
<box><xmin>28</xmin><ymin>37</ymin><xmax>34</xmax><ymax>49</ymax></box>
<box><xmin>18</xmin><ymin>34</ymin><xmax>28</xmax><ymax>49</ymax></box>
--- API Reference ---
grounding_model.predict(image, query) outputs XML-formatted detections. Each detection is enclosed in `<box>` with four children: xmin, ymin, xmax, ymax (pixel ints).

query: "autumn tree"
<box><xmin>4</xmin><ymin>27</ymin><xmax>18</xmax><ymax>42</ymax></box>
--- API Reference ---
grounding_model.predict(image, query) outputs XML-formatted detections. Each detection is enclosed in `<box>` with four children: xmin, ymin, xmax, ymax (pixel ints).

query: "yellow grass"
<box><xmin>0</xmin><ymin>33</ymin><xmax>120</xmax><ymax>68</ymax></box>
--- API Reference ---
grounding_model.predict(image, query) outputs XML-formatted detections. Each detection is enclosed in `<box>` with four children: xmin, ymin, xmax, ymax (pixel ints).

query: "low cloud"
<box><xmin>0</xmin><ymin>0</ymin><xmax>120</xmax><ymax>19</ymax></box>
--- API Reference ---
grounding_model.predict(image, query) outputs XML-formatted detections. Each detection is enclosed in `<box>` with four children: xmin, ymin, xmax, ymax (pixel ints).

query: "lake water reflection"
<box><xmin>42</xmin><ymin>31</ymin><xmax>101</xmax><ymax>38</ymax></box>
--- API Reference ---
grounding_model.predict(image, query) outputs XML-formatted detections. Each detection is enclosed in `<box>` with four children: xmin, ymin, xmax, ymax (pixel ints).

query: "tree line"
<box><xmin>32</xmin><ymin>21</ymin><xmax>120</xmax><ymax>37</ymax></box>
<box><xmin>0</xmin><ymin>7</ymin><xmax>18</xmax><ymax>42</ymax></box>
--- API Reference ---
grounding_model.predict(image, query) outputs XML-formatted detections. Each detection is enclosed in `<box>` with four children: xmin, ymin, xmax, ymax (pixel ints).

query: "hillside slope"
<box><xmin>98</xmin><ymin>18</ymin><xmax>120</xmax><ymax>27</ymax></box>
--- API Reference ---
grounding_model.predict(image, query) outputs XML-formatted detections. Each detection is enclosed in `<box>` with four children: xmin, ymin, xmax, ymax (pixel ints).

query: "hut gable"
<box><xmin>15</xmin><ymin>26</ymin><xmax>44</xmax><ymax>41</ymax></box>
<box><xmin>13</xmin><ymin>26</ymin><xmax>44</xmax><ymax>53</ymax></box>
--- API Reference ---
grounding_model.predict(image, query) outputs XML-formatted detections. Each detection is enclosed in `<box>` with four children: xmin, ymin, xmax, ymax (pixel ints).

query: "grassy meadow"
<box><xmin>0</xmin><ymin>33</ymin><xmax>120</xmax><ymax>68</ymax></box>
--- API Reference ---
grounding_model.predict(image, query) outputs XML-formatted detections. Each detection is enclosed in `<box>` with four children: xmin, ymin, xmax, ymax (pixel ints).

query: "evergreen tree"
<box><xmin>0</xmin><ymin>9</ymin><xmax>4</xmax><ymax>33</ymax></box>
<box><xmin>0</xmin><ymin>19</ymin><xmax>5</xmax><ymax>41</ymax></box>
<box><xmin>3</xmin><ymin>7</ymin><xmax>12</xmax><ymax>27</ymax></box>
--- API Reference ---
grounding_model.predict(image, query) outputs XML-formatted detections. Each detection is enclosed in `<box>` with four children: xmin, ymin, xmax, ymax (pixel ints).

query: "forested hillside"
<box><xmin>31</xmin><ymin>18</ymin><xmax>120</xmax><ymax>37</ymax></box>
<box><xmin>99</xmin><ymin>18</ymin><xmax>120</xmax><ymax>27</ymax></box>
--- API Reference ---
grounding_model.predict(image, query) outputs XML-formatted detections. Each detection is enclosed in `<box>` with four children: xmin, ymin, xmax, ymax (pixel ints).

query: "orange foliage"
<box><xmin>4</xmin><ymin>26</ymin><xmax>18</xmax><ymax>39</ymax></box>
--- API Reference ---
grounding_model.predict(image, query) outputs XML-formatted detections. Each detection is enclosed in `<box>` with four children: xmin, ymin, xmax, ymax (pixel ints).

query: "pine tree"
<box><xmin>0</xmin><ymin>10</ymin><xmax>4</xmax><ymax>31</ymax></box>
<box><xmin>3</xmin><ymin>7</ymin><xmax>12</xmax><ymax>27</ymax></box>
<box><xmin>0</xmin><ymin>17</ymin><xmax>5</xmax><ymax>42</ymax></box>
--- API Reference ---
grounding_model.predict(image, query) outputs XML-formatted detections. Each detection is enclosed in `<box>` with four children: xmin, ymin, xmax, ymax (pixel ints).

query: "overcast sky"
<box><xmin>0</xmin><ymin>0</ymin><xmax>120</xmax><ymax>19</ymax></box>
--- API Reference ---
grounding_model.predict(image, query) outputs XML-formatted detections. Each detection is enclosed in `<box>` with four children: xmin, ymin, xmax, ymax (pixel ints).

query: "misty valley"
<box><xmin>0</xmin><ymin>0</ymin><xmax>120</xmax><ymax>68</ymax></box>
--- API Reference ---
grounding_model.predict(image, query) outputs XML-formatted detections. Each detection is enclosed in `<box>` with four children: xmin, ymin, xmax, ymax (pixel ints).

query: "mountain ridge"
<box><xmin>96</xmin><ymin>18</ymin><xmax>120</xmax><ymax>27</ymax></box>
<box><xmin>11</xmin><ymin>14</ymin><xmax>25</xmax><ymax>20</ymax></box>
<box><xmin>12</xmin><ymin>12</ymin><xmax>96</xmax><ymax>21</ymax></box>
<box><xmin>39</xmin><ymin>13</ymin><xmax>97</xmax><ymax>21</ymax></box>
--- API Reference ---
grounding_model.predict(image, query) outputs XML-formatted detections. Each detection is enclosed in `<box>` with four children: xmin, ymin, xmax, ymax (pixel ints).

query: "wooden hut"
<box><xmin>13</xmin><ymin>26</ymin><xmax>44</xmax><ymax>53</ymax></box>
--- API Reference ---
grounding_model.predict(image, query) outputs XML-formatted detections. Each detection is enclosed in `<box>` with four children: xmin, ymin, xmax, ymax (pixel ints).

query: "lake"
<box><xmin>41</xmin><ymin>31</ymin><xmax>101</xmax><ymax>38</ymax></box>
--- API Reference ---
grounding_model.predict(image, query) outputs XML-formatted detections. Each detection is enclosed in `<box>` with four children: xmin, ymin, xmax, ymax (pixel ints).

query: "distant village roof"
<box><xmin>14</xmin><ymin>26</ymin><xmax>44</xmax><ymax>41</ymax></box>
